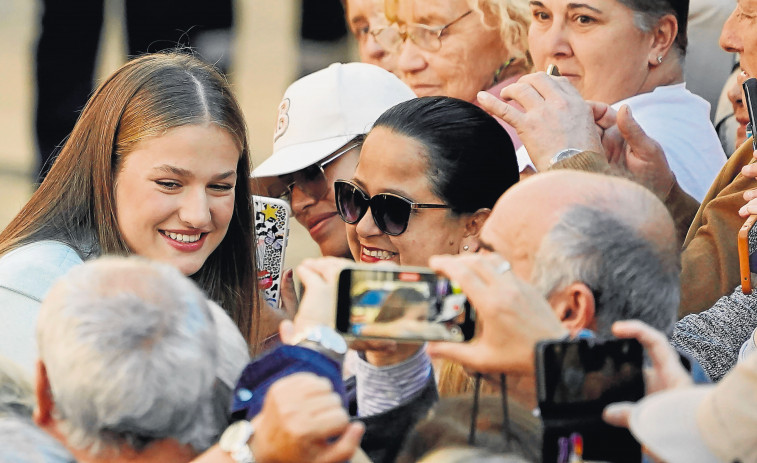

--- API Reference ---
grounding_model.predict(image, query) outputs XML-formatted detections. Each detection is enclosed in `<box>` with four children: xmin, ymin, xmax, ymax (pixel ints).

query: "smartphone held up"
<box><xmin>335</xmin><ymin>265</ymin><xmax>475</xmax><ymax>342</ymax></box>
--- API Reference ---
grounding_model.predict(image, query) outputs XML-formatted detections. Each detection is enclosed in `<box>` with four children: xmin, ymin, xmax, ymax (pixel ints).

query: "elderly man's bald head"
<box><xmin>481</xmin><ymin>170</ymin><xmax>680</xmax><ymax>334</ymax></box>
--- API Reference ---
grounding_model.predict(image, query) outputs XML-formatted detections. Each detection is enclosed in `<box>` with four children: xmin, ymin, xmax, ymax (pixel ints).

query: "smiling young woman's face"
<box><xmin>114</xmin><ymin>124</ymin><xmax>239</xmax><ymax>276</ymax></box>
<box><xmin>528</xmin><ymin>0</ymin><xmax>655</xmax><ymax>104</ymax></box>
<box><xmin>346</xmin><ymin>126</ymin><xmax>468</xmax><ymax>266</ymax></box>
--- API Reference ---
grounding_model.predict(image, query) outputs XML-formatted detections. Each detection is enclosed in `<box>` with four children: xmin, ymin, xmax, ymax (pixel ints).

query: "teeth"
<box><xmin>163</xmin><ymin>231</ymin><xmax>201</xmax><ymax>243</ymax></box>
<box><xmin>363</xmin><ymin>247</ymin><xmax>395</xmax><ymax>260</ymax></box>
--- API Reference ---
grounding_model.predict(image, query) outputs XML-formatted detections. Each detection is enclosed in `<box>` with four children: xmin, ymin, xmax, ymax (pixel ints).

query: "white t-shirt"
<box><xmin>516</xmin><ymin>83</ymin><xmax>727</xmax><ymax>202</ymax></box>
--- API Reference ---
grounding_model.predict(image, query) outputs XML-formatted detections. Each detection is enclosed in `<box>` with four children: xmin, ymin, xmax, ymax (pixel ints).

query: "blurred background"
<box><xmin>0</xmin><ymin>0</ymin><xmax>358</xmax><ymax>271</ymax></box>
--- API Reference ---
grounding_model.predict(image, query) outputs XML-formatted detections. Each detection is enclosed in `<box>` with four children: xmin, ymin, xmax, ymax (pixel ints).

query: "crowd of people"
<box><xmin>2</xmin><ymin>0</ymin><xmax>757</xmax><ymax>461</ymax></box>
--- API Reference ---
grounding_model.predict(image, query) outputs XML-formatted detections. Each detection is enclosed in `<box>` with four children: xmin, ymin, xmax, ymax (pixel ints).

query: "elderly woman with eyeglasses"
<box><xmin>375</xmin><ymin>0</ymin><xmax>531</xmax><ymax>148</ymax></box>
<box><xmin>252</xmin><ymin>63</ymin><xmax>415</xmax><ymax>259</ymax></box>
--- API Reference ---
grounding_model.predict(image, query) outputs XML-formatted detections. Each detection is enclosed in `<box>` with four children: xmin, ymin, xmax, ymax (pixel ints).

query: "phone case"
<box><xmin>738</xmin><ymin>214</ymin><xmax>757</xmax><ymax>294</ymax></box>
<box><xmin>253</xmin><ymin>195</ymin><xmax>291</xmax><ymax>308</ymax></box>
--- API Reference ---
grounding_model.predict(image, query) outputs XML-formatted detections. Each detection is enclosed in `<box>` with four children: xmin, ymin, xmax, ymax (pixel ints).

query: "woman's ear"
<box><xmin>648</xmin><ymin>14</ymin><xmax>678</xmax><ymax>65</ymax></box>
<box><xmin>548</xmin><ymin>282</ymin><xmax>596</xmax><ymax>334</ymax></box>
<box><xmin>460</xmin><ymin>208</ymin><xmax>491</xmax><ymax>252</ymax></box>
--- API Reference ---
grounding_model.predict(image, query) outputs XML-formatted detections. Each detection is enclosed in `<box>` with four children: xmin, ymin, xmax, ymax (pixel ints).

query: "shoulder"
<box><xmin>0</xmin><ymin>241</ymin><xmax>84</xmax><ymax>302</ymax></box>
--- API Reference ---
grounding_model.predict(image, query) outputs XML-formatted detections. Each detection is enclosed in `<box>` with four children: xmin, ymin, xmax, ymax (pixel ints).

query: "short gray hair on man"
<box><xmin>207</xmin><ymin>301</ymin><xmax>250</xmax><ymax>436</ymax></box>
<box><xmin>617</xmin><ymin>0</ymin><xmax>687</xmax><ymax>57</ymax></box>
<box><xmin>0</xmin><ymin>355</ymin><xmax>35</xmax><ymax>418</ymax></box>
<box><xmin>0</xmin><ymin>416</ymin><xmax>76</xmax><ymax>463</ymax></box>
<box><xmin>531</xmin><ymin>193</ymin><xmax>680</xmax><ymax>336</ymax></box>
<box><xmin>36</xmin><ymin>256</ymin><xmax>219</xmax><ymax>455</ymax></box>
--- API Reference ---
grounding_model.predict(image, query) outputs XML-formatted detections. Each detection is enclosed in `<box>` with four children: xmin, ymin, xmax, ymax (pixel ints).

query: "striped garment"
<box><xmin>353</xmin><ymin>346</ymin><xmax>432</xmax><ymax>417</ymax></box>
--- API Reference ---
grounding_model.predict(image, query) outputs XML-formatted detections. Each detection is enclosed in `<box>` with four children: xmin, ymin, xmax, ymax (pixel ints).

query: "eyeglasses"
<box><xmin>373</xmin><ymin>10</ymin><xmax>473</xmax><ymax>52</ymax></box>
<box><xmin>270</xmin><ymin>142</ymin><xmax>361</xmax><ymax>202</ymax></box>
<box><xmin>334</xmin><ymin>179</ymin><xmax>450</xmax><ymax>236</ymax></box>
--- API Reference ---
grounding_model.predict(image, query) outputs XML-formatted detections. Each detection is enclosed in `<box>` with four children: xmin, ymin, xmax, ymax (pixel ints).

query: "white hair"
<box><xmin>36</xmin><ymin>257</ymin><xmax>219</xmax><ymax>454</ymax></box>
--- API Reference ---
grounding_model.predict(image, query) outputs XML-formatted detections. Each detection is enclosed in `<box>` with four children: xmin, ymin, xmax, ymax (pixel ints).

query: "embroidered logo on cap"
<box><xmin>273</xmin><ymin>98</ymin><xmax>290</xmax><ymax>143</ymax></box>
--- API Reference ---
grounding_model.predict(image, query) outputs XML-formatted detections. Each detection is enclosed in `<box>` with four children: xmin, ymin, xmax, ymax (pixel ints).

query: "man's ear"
<box><xmin>33</xmin><ymin>360</ymin><xmax>54</xmax><ymax>427</ymax></box>
<box><xmin>648</xmin><ymin>13</ymin><xmax>678</xmax><ymax>65</ymax></box>
<box><xmin>548</xmin><ymin>282</ymin><xmax>596</xmax><ymax>335</ymax></box>
<box><xmin>460</xmin><ymin>208</ymin><xmax>491</xmax><ymax>253</ymax></box>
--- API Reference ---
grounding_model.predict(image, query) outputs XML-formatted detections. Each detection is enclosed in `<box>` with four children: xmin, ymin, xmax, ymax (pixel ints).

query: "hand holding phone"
<box><xmin>335</xmin><ymin>265</ymin><xmax>475</xmax><ymax>343</ymax></box>
<box><xmin>536</xmin><ymin>338</ymin><xmax>644</xmax><ymax>463</ymax></box>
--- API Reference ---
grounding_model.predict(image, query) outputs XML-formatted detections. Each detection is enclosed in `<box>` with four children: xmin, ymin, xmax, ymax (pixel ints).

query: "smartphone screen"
<box><xmin>335</xmin><ymin>266</ymin><xmax>475</xmax><ymax>342</ymax></box>
<box><xmin>537</xmin><ymin>339</ymin><xmax>644</xmax><ymax>463</ymax></box>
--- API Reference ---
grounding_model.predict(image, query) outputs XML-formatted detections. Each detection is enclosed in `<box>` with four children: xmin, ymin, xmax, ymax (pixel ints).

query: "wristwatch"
<box><xmin>219</xmin><ymin>420</ymin><xmax>256</xmax><ymax>463</ymax></box>
<box><xmin>549</xmin><ymin>148</ymin><xmax>583</xmax><ymax>166</ymax></box>
<box><xmin>291</xmin><ymin>325</ymin><xmax>348</xmax><ymax>364</ymax></box>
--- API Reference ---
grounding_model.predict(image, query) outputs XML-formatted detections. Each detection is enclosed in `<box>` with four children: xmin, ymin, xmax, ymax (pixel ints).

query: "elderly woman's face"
<box><xmin>528</xmin><ymin>0</ymin><xmax>654</xmax><ymax>104</ymax></box>
<box><xmin>395</xmin><ymin>0</ymin><xmax>507</xmax><ymax>102</ymax></box>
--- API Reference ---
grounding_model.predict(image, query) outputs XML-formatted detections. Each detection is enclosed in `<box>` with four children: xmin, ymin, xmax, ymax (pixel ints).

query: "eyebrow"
<box><xmin>154</xmin><ymin>165</ymin><xmax>236</xmax><ymax>181</ymax></box>
<box><xmin>567</xmin><ymin>3</ymin><xmax>603</xmax><ymax>13</ymax></box>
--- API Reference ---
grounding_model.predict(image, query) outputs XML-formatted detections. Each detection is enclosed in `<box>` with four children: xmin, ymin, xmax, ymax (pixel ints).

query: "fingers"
<box><xmin>616</xmin><ymin>106</ymin><xmax>650</xmax><ymax>151</ymax></box>
<box><xmin>739</xmin><ymin>198</ymin><xmax>757</xmax><ymax>217</ymax></box>
<box><xmin>611</xmin><ymin>320</ymin><xmax>674</xmax><ymax>367</ymax></box>
<box><xmin>477</xmin><ymin>91</ymin><xmax>526</xmax><ymax>129</ymax></box>
<box><xmin>741</xmin><ymin>161</ymin><xmax>757</xmax><ymax>180</ymax></box>
<box><xmin>280</xmin><ymin>269</ymin><xmax>299</xmax><ymax>319</ymax></box>
<box><xmin>603</xmin><ymin>402</ymin><xmax>634</xmax><ymax>428</ymax></box>
<box><xmin>279</xmin><ymin>319</ymin><xmax>296</xmax><ymax>344</ymax></box>
<box><xmin>426</xmin><ymin>340</ymin><xmax>490</xmax><ymax>372</ymax></box>
<box><xmin>315</xmin><ymin>422</ymin><xmax>366</xmax><ymax>463</ymax></box>
<box><xmin>588</xmin><ymin>101</ymin><xmax>616</xmax><ymax>130</ymax></box>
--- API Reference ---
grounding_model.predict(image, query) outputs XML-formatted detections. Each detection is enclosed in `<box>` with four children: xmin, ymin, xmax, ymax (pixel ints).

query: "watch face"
<box><xmin>220</xmin><ymin>420</ymin><xmax>254</xmax><ymax>451</ymax></box>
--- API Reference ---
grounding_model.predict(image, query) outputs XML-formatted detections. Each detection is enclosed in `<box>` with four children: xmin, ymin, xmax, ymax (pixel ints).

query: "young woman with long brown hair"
<box><xmin>0</xmin><ymin>52</ymin><xmax>260</xmax><ymax>368</ymax></box>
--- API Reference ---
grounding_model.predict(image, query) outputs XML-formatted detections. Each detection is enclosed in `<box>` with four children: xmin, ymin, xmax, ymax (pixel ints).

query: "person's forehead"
<box><xmin>399</xmin><ymin>0</ymin><xmax>466</xmax><ymax>23</ymax></box>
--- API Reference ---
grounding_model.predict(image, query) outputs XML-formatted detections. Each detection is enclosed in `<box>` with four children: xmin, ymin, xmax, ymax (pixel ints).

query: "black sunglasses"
<box><xmin>334</xmin><ymin>179</ymin><xmax>450</xmax><ymax>236</ymax></box>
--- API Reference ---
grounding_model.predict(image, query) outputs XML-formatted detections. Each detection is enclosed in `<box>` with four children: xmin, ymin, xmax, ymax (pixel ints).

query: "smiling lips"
<box><xmin>361</xmin><ymin>246</ymin><xmax>397</xmax><ymax>263</ymax></box>
<box><xmin>160</xmin><ymin>230</ymin><xmax>207</xmax><ymax>251</ymax></box>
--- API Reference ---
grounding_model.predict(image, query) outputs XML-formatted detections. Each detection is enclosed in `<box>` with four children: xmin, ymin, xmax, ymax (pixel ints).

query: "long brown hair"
<box><xmin>0</xmin><ymin>52</ymin><xmax>259</xmax><ymax>345</ymax></box>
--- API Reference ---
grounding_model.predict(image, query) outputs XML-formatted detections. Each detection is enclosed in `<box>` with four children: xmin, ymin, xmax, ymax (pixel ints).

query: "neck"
<box><xmin>66</xmin><ymin>439</ymin><xmax>197</xmax><ymax>463</ymax></box>
<box><xmin>637</xmin><ymin>57</ymin><xmax>684</xmax><ymax>96</ymax></box>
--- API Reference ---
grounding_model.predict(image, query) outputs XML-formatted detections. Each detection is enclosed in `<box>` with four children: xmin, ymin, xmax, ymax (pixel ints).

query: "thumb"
<box><xmin>315</xmin><ymin>422</ymin><xmax>365</xmax><ymax>463</ymax></box>
<box><xmin>603</xmin><ymin>402</ymin><xmax>634</xmax><ymax>428</ymax></box>
<box><xmin>617</xmin><ymin>105</ymin><xmax>655</xmax><ymax>156</ymax></box>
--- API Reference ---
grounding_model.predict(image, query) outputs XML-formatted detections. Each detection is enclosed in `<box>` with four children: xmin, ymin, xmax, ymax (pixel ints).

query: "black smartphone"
<box><xmin>742</xmin><ymin>77</ymin><xmax>757</xmax><ymax>150</ymax></box>
<box><xmin>335</xmin><ymin>265</ymin><xmax>475</xmax><ymax>342</ymax></box>
<box><xmin>536</xmin><ymin>338</ymin><xmax>644</xmax><ymax>463</ymax></box>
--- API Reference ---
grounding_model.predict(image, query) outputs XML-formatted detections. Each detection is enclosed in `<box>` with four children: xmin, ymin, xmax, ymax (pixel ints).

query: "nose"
<box><xmin>290</xmin><ymin>184</ymin><xmax>317</xmax><ymax>218</ymax></box>
<box><xmin>354</xmin><ymin>205</ymin><xmax>383</xmax><ymax>239</ymax></box>
<box><xmin>179</xmin><ymin>188</ymin><xmax>212</xmax><ymax>229</ymax></box>
<box><xmin>540</xmin><ymin>20</ymin><xmax>573</xmax><ymax>62</ymax></box>
<box><xmin>397</xmin><ymin>38</ymin><xmax>428</xmax><ymax>77</ymax></box>
<box><xmin>720</xmin><ymin>9</ymin><xmax>742</xmax><ymax>55</ymax></box>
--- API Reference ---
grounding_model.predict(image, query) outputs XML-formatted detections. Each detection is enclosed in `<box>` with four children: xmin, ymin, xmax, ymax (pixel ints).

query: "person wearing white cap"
<box><xmin>252</xmin><ymin>62</ymin><xmax>415</xmax><ymax>259</ymax></box>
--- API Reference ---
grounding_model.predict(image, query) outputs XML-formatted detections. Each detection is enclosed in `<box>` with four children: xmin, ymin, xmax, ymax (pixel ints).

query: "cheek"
<box><xmin>346</xmin><ymin>224</ymin><xmax>360</xmax><ymax>258</ymax></box>
<box><xmin>212</xmin><ymin>195</ymin><xmax>236</xmax><ymax>231</ymax></box>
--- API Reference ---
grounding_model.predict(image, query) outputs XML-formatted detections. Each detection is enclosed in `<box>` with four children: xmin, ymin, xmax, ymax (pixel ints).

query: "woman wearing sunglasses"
<box><xmin>252</xmin><ymin>62</ymin><xmax>415</xmax><ymax>259</ymax></box>
<box><xmin>337</xmin><ymin>96</ymin><xmax>519</xmax><ymax>266</ymax></box>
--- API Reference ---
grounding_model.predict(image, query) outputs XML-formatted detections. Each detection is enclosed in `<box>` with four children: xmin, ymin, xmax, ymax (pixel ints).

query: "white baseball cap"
<box><xmin>628</xmin><ymin>352</ymin><xmax>757</xmax><ymax>463</ymax></box>
<box><xmin>252</xmin><ymin>62</ymin><xmax>416</xmax><ymax>179</ymax></box>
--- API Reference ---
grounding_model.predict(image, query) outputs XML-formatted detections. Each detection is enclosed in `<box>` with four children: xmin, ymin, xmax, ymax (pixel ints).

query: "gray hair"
<box><xmin>0</xmin><ymin>355</ymin><xmax>35</xmax><ymax>418</ymax></box>
<box><xmin>0</xmin><ymin>417</ymin><xmax>76</xmax><ymax>463</ymax></box>
<box><xmin>618</xmin><ymin>0</ymin><xmax>687</xmax><ymax>57</ymax></box>
<box><xmin>36</xmin><ymin>257</ymin><xmax>219</xmax><ymax>455</ymax></box>
<box><xmin>207</xmin><ymin>301</ymin><xmax>250</xmax><ymax>437</ymax></box>
<box><xmin>531</xmin><ymin>203</ymin><xmax>680</xmax><ymax>336</ymax></box>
